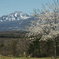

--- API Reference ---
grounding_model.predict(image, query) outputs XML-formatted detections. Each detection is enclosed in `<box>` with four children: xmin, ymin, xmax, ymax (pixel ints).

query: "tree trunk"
<box><xmin>54</xmin><ymin>40</ymin><xmax>57</xmax><ymax>59</ymax></box>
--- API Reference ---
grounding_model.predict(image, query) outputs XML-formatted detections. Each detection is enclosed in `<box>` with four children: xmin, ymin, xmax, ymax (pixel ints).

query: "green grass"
<box><xmin>0</xmin><ymin>56</ymin><xmax>59</xmax><ymax>59</ymax></box>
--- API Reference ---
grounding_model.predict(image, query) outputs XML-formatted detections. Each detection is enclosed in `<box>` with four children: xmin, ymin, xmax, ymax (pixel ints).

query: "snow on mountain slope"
<box><xmin>0</xmin><ymin>11</ymin><xmax>39</xmax><ymax>31</ymax></box>
<box><xmin>0</xmin><ymin>11</ymin><xmax>30</xmax><ymax>22</ymax></box>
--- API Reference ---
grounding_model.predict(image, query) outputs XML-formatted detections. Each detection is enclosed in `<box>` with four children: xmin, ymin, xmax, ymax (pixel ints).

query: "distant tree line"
<box><xmin>0</xmin><ymin>31</ymin><xmax>27</xmax><ymax>38</ymax></box>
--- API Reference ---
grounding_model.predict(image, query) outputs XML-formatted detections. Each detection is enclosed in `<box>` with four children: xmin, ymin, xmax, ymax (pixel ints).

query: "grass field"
<box><xmin>0</xmin><ymin>56</ymin><xmax>59</xmax><ymax>59</ymax></box>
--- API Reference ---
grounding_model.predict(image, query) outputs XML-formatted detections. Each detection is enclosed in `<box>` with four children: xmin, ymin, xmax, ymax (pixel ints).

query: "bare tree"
<box><xmin>27</xmin><ymin>0</ymin><xmax>59</xmax><ymax>59</ymax></box>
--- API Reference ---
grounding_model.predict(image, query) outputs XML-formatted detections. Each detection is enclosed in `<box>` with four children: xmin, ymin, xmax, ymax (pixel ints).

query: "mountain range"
<box><xmin>0</xmin><ymin>11</ymin><xmax>38</xmax><ymax>31</ymax></box>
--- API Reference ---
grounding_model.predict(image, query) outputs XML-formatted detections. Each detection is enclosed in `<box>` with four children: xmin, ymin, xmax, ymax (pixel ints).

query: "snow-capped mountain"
<box><xmin>0</xmin><ymin>11</ymin><xmax>38</xmax><ymax>31</ymax></box>
<box><xmin>0</xmin><ymin>11</ymin><xmax>59</xmax><ymax>31</ymax></box>
<box><xmin>0</xmin><ymin>11</ymin><xmax>30</xmax><ymax>22</ymax></box>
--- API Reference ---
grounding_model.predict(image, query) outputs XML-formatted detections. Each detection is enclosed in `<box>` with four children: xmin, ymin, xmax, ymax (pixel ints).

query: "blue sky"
<box><xmin>0</xmin><ymin>0</ymin><xmax>53</xmax><ymax>16</ymax></box>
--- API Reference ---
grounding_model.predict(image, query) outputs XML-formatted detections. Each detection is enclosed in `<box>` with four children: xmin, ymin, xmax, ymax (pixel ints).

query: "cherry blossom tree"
<box><xmin>27</xmin><ymin>0</ymin><xmax>59</xmax><ymax>59</ymax></box>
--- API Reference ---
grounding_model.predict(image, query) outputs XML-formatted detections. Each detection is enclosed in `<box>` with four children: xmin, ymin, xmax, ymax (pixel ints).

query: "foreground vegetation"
<box><xmin>0</xmin><ymin>31</ymin><xmax>59</xmax><ymax>58</ymax></box>
<box><xmin>0</xmin><ymin>56</ymin><xmax>59</xmax><ymax>59</ymax></box>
